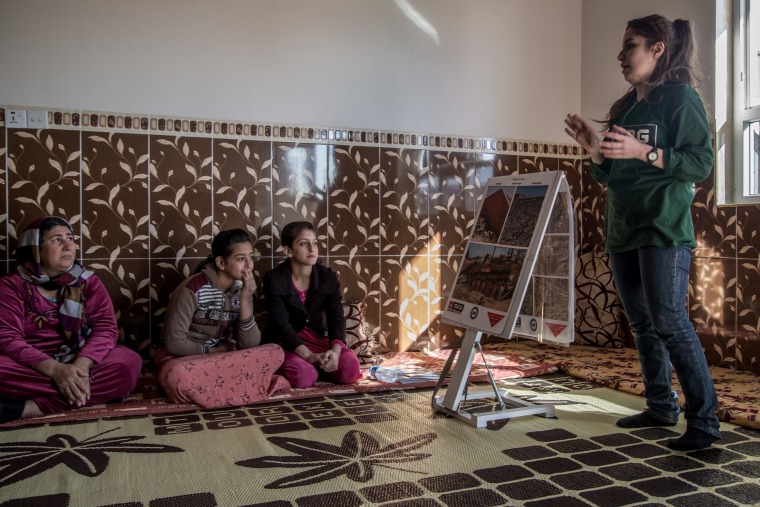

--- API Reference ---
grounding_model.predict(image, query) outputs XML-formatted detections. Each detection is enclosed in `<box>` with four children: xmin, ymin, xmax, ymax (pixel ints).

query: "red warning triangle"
<box><xmin>546</xmin><ymin>323</ymin><xmax>567</xmax><ymax>337</ymax></box>
<box><xmin>487</xmin><ymin>312</ymin><xmax>505</xmax><ymax>327</ymax></box>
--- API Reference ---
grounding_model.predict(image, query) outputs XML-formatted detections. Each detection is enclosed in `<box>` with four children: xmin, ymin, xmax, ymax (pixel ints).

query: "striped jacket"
<box><xmin>161</xmin><ymin>264</ymin><xmax>260</xmax><ymax>356</ymax></box>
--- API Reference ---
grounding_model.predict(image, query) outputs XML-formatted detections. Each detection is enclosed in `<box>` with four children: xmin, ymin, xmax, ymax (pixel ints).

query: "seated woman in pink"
<box><xmin>0</xmin><ymin>217</ymin><xmax>142</xmax><ymax>423</ymax></box>
<box><xmin>157</xmin><ymin>228</ymin><xmax>290</xmax><ymax>408</ymax></box>
<box><xmin>261</xmin><ymin>221</ymin><xmax>361</xmax><ymax>388</ymax></box>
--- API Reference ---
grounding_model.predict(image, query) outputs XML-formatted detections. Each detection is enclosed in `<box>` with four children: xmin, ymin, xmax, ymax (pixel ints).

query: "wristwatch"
<box><xmin>646</xmin><ymin>147</ymin><xmax>659</xmax><ymax>164</ymax></box>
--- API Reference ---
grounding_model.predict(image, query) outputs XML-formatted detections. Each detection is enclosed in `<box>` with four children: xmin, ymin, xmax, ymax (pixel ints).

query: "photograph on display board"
<box><xmin>535</xmin><ymin>236</ymin><xmax>571</xmax><ymax>277</ymax></box>
<box><xmin>442</xmin><ymin>171</ymin><xmax>574</xmax><ymax>346</ymax></box>
<box><xmin>497</xmin><ymin>185</ymin><xmax>548</xmax><ymax>247</ymax></box>
<box><xmin>547</xmin><ymin>193</ymin><xmax>571</xmax><ymax>234</ymax></box>
<box><xmin>452</xmin><ymin>244</ymin><xmax>527</xmax><ymax>311</ymax></box>
<box><xmin>534</xmin><ymin>276</ymin><xmax>571</xmax><ymax>321</ymax></box>
<box><xmin>471</xmin><ymin>186</ymin><xmax>515</xmax><ymax>244</ymax></box>
<box><xmin>519</xmin><ymin>277</ymin><xmax>534</xmax><ymax>317</ymax></box>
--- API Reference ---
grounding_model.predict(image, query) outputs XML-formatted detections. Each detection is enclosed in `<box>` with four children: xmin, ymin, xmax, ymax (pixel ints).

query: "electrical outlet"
<box><xmin>6</xmin><ymin>109</ymin><xmax>27</xmax><ymax>128</ymax></box>
<box><xmin>27</xmin><ymin>109</ymin><xmax>48</xmax><ymax>129</ymax></box>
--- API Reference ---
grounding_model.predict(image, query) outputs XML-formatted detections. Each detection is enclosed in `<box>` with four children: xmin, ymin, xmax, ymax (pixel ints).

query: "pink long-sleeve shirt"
<box><xmin>0</xmin><ymin>273</ymin><xmax>119</xmax><ymax>369</ymax></box>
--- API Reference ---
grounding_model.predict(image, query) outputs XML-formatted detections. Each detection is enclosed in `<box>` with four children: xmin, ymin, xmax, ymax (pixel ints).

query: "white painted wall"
<box><xmin>0</xmin><ymin>0</ymin><xmax>581</xmax><ymax>142</ymax></box>
<box><xmin>580</xmin><ymin>1</ymin><xmax>716</xmax><ymax>123</ymax></box>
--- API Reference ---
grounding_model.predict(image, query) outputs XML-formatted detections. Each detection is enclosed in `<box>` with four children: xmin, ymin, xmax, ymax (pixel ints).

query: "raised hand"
<box><xmin>599</xmin><ymin>125</ymin><xmax>649</xmax><ymax>160</ymax></box>
<box><xmin>565</xmin><ymin>114</ymin><xmax>603</xmax><ymax>163</ymax></box>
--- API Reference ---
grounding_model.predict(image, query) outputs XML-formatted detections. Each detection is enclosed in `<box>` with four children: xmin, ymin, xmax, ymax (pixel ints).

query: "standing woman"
<box><xmin>0</xmin><ymin>217</ymin><xmax>142</xmax><ymax>423</ymax></box>
<box><xmin>565</xmin><ymin>14</ymin><xmax>720</xmax><ymax>451</ymax></box>
<box><xmin>157</xmin><ymin>228</ymin><xmax>289</xmax><ymax>409</ymax></box>
<box><xmin>262</xmin><ymin>221</ymin><xmax>361</xmax><ymax>388</ymax></box>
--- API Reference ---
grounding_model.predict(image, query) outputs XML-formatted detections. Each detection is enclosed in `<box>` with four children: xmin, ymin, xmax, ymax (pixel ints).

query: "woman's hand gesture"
<box><xmin>565</xmin><ymin>114</ymin><xmax>603</xmax><ymax>163</ymax></box>
<box><xmin>599</xmin><ymin>125</ymin><xmax>650</xmax><ymax>161</ymax></box>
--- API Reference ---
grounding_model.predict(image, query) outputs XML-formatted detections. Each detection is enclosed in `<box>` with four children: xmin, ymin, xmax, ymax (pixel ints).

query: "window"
<box><xmin>731</xmin><ymin>0</ymin><xmax>760</xmax><ymax>202</ymax></box>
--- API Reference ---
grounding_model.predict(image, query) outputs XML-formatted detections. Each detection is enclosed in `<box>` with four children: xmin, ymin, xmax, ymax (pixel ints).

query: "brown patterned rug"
<box><xmin>1</xmin><ymin>372</ymin><xmax>759</xmax><ymax>507</ymax></box>
<box><xmin>0</xmin><ymin>348</ymin><xmax>557</xmax><ymax>428</ymax></box>
<box><xmin>486</xmin><ymin>341</ymin><xmax>760</xmax><ymax>430</ymax></box>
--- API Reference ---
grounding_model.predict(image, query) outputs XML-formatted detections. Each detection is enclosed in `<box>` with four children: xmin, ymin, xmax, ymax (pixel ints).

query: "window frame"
<box><xmin>731</xmin><ymin>0</ymin><xmax>760</xmax><ymax>203</ymax></box>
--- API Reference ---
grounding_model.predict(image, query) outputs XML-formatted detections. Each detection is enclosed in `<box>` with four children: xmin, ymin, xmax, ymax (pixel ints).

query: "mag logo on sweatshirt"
<box><xmin>624</xmin><ymin>123</ymin><xmax>658</xmax><ymax>147</ymax></box>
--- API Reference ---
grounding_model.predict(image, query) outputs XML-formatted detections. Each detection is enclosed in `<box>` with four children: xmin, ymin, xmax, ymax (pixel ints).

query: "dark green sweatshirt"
<box><xmin>589</xmin><ymin>83</ymin><xmax>714</xmax><ymax>253</ymax></box>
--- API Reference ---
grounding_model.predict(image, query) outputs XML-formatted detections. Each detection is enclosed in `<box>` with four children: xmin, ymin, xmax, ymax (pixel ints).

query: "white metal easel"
<box><xmin>431</xmin><ymin>328</ymin><xmax>555</xmax><ymax>428</ymax></box>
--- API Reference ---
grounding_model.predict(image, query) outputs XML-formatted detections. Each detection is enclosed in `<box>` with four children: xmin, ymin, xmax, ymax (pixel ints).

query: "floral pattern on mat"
<box><xmin>0</xmin><ymin>427</ymin><xmax>183</xmax><ymax>487</ymax></box>
<box><xmin>486</xmin><ymin>341</ymin><xmax>760</xmax><ymax>430</ymax></box>
<box><xmin>1</xmin><ymin>350</ymin><xmax>557</xmax><ymax>428</ymax></box>
<box><xmin>236</xmin><ymin>429</ymin><xmax>437</xmax><ymax>488</ymax></box>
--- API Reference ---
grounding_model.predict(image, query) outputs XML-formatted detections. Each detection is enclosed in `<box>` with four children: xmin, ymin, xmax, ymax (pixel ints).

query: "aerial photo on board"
<box><xmin>471</xmin><ymin>186</ymin><xmax>515</xmax><ymax>244</ymax></box>
<box><xmin>452</xmin><ymin>243</ymin><xmax>527</xmax><ymax>312</ymax></box>
<box><xmin>498</xmin><ymin>185</ymin><xmax>547</xmax><ymax>247</ymax></box>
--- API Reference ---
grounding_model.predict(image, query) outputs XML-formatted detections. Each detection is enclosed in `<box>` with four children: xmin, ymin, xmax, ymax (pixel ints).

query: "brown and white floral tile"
<box><xmin>6</xmin><ymin>128</ymin><xmax>81</xmax><ymax>252</ymax></box>
<box><xmin>692</xmin><ymin>187</ymin><xmax>737</xmax><ymax>258</ymax></box>
<box><xmin>149</xmin><ymin>136</ymin><xmax>213</xmax><ymax>258</ymax></box>
<box><xmin>694</xmin><ymin>167</ymin><xmax>718</xmax><ymax>209</ymax></box>
<box><xmin>559</xmin><ymin>157</ymin><xmax>584</xmax><ymax>249</ymax></box>
<box><xmin>253</xmin><ymin>256</ymin><xmax>274</xmax><ymax>288</ymax></box>
<box><xmin>517</xmin><ymin>155</ymin><xmax>558</xmax><ymax>175</ymax></box>
<box><xmin>559</xmin><ymin>157</ymin><xmax>583</xmax><ymax>204</ymax></box>
<box><xmin>89</xmin><ymin>258</ymin><xmax>151</xmax><ymax>363</ymax></box>
<box><xmin>150</xmin><ymin>257</ymin><xmax>203</xmax><ymax>346</ymax></box>
<box><xmin>213</xmin><ymin>138</ymin><xmax>273</xmax><ymax>257</ymax></box>
<box><xmin>428</xmin><ymin>319</ymin><xmax>464</xmax><ymax>352</ymax></box>
<box><xmin>579</xmin><ymin>160</ymin><xmax>606</xmax><ymax>255</ymax></box>
<box><xmin>428</xmin><ymin>150</ymin><xmax>478</xmax><ymax>257</ymax></box>
<box><xmin>271</xmin><ymin>142</ymin><xmax>329</xmax><ymax>255</ymax></box>
<box><xmin>736</xmin><ymin>258</ymin><xmax>760</xmax><ymax>374</ymax></box>
<box><xmin>485</xmin><ymin>153</ymin><xmax>519</xmax><ymax>178</ymax></box>
<box><xmin>329</xmin><ymin>255</ymin><xmax>381</xmax><ymax>344</ymax></box>
<box><xmin>479</xmin><ymin>152</ymin><xmax>519</xmax><ymax>182</ymax></box>
<box><xmin>689</xmin><ymin>256</ymin><xmax>737</xmax><ymax>369</ymax></box>
<box><xmin>379</xmin><ymin>148</ymin><xmax>429</xmax><ymax>257</ymax></box>
<box><xmin>327</xmin><ymin>145</ymin><xmax>380</xmax><ymax>257</ymax></box>
<box><xmin>81</xmin><ymin>131</ymin><xmax>149</xmax><ymax>260</ymax></box>
<box><xmin>736</xmin><ymin>204</ymin><xmax>760</xmax><ymax>260</ymax></box>
<box><xmin>428</xmin><ymin>254</ymin><xmax>463</xmax><ymax>350</ymax></box>
<box><xmin>379</xmin><ymin>255</ymin><xmax>430</xmax><ymax>352</ymax></box>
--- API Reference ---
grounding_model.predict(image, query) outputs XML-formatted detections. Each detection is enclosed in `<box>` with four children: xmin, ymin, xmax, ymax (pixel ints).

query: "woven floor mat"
<box><xmin>485</xmin><ymin>341</ymin><xmax>760</xmax><ymax>430</ymax></box>
<box><xmin>1</xmin><ymin>347</ymin><xmax>557</xmax><ymax>428</ymax></box>
<box><xmin>1</xmin><ymin>372</ymin><xmax>759</xmax><ymax>506</ymax></box>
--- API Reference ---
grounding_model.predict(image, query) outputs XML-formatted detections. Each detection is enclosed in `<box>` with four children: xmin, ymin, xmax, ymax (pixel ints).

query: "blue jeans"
<box><xmin>610</xmin><ymin>246</ymin><xmax>720</xmax><ymax>438</ymax></box>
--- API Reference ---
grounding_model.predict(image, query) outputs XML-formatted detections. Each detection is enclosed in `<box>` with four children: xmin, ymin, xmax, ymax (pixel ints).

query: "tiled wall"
<box><xmin>0</xmin><ymin>107</ymin><xmax>757</xmax><ymax>374</ymax></box>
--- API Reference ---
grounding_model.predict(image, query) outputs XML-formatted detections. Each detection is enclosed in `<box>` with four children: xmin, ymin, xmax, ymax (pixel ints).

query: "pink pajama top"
<box><xmin>0</xmin><ymin>274</ymin><xmax>119</xmax><ymax>369</ymax></box>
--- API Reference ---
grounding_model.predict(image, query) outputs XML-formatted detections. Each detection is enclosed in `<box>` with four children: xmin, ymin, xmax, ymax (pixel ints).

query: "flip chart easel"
<box><xmin>432</xmin><ymin>171</ymin><xmax>574</xmax><ymax>427</ymax></box>
<box><xmin>431</xmin><ymin>328</ymin><xmax>556</xmax><ymax>427</ymax></box>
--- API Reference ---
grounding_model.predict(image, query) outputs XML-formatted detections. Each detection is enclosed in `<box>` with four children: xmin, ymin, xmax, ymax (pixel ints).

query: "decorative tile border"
<box><xmin>1</xmin><ymin>106</ymin><xmax>585</xmax><ymax>156</ymax></box>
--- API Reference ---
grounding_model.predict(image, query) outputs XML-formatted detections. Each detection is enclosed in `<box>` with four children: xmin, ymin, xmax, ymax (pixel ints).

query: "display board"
<box><xmin>442</xmin><ymin>170</ymin><xmax>574</xmax><ymax>345</ymax></box>
<box><xmin>432</xmin><ymin>171</ymin><xmax>574</xmax><ymax>427</ymax></box>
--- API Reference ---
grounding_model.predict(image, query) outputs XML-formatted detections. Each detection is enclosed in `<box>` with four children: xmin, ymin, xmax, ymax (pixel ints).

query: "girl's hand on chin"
<box><xmin>240</xmin><ymin>269</ymin><xmax>257</xmax><ymax>297</ymax></box>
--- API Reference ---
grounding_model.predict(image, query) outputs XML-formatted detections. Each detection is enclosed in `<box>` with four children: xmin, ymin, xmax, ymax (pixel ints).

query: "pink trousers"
<box><xmin>0</xmin><ymin>345</ymin><xmax>142</xmax><ymax>414</ymax></box>
<box><xmin>279</xmin><ymin>329</ymin><xmax>362</xmax><ymax>388</ymax></box>
<box><xmin>156</xmin><ymin>343</ymin><xmax>291</xmax><ymax>409</ymax></box>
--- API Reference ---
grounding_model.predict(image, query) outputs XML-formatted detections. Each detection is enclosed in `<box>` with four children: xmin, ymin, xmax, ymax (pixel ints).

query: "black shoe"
<box><xmin>617</xmin><ymin>411</ymin><xmax>677</xmax><ymax>428</ymax></box>
<box><xmin>667</xmin><ymin>428</ymin><xmax>721</xmax><ymax>451</ymax></box>
<box><xmin>0</xmin><ymin>400</ymin><xmax>25</xmax><ymax>424</ymax></box>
